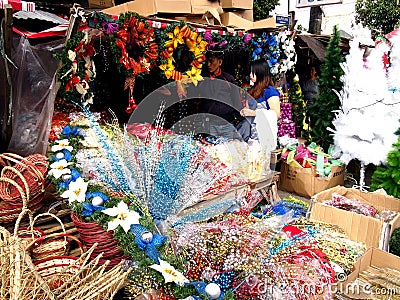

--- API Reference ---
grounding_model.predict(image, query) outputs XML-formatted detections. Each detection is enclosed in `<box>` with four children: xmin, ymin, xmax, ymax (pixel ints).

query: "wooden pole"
<box><xmin>1</xmin><ymin>4</ymin><xmax>13</xmax><ymax>150</ymax></box>
<box><xmin>308</xmin><ymin>6</ymin><xmax>322</xmax><ymax>34</ymax></box>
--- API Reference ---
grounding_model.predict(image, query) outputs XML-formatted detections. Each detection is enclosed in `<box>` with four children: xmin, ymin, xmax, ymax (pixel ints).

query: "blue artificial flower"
<box><xmin>85</xmin><ymin>191</ymin><xmax>109</xmax><ymax>203</ymax></box>
<box><xmin>130</xmin><ymin>224</ymin><xmax>166</xmax><ymax>263</ymax></box>
<box><xmin>62</xmin><ymin>125</ymin><xmax>82</xmax><ymax>138</ymax></box>
<box><xmin>58</xmin><ymin>168</ymin><xmax>81</xmax><ymax>190</ymax></box>
<box><xmin>52</xmin><ymin>148</ymin><xmax>73</xmax><ymax>162</ymax></box>
<box><xmin>82</xmin><ymin>202</ymin><xmax>106</xmax><ymax>217</ymax></box>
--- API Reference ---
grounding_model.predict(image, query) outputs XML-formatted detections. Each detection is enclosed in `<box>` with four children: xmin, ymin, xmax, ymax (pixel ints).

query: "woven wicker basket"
<box><xmin>0</xmin><ymin>153</ymin><xmax>48</xmax><ymax>206</ymax></box>
<box><xmin>71</xmin><ymin>212</ymin><xmax>127</xmax><ymax>268</ymax></box>
<box><xmin>1</xmin><ymin>209</ymin><xmax>130</xmax><ymax>300</ymax></box>
<box><xmin>0</xmin><ymin>177</ymin><xmax>43</xmax><ymax>224</ymax></box>
<box><xmin>30</xmin><ymin>213</ymin><xmax>70</xmax><ymax>261</ymax></box>
<box><xmin>28</xmin><ymin>233</ymin><xmax>84</xmax><ymax>290</ymax></box>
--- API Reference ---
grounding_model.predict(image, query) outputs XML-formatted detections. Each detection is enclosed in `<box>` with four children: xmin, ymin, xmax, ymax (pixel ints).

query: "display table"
<box><xmin>177</xmin><ymin>171</ymin><xmax>280</xmax><ymax>218</ymax></box>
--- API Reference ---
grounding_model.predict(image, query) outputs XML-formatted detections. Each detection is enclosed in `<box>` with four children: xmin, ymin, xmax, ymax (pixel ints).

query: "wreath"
<box><xmin>159</xmin><ymin>22</ymin><xmax>207</xmax><ymax>86</ymax></box>
<box><xmin>111</xmin><ymin>12</ymin><xmax>158</xmax><ymax>113</ymax></box>
<box><xmin>57</xmin><ymin>31</ymin><xmax>96</xmax><ymax>107</ymax></box>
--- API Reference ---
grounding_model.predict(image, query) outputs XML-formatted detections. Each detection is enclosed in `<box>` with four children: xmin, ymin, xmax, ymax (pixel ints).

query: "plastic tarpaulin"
<box><xmin>7</xmin><ymin>35</ymin><xmax>64</xmax><ymax>155</ymax></box>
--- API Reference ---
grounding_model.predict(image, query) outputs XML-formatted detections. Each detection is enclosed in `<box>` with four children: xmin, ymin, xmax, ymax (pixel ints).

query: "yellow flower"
<box><xmin>186</xmin><ymin>66</ymin><xmax>203</xmax><ymax>86</ymax></box>
<box><xmin>166</xmin><ymin>26</ymin><xmax>184</xmax><ymax>49</ymax></box>
<box><xmin>159</xmin><ymin>58</ymin><xmax>175</xmax><ymax>79</ymax></box>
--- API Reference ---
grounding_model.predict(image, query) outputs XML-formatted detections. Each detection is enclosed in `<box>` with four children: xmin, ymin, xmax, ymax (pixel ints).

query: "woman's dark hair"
<box><xmin>249</xmin><ymin>59</ymin><xmax>274</xmax><ymax>99</ymax></box>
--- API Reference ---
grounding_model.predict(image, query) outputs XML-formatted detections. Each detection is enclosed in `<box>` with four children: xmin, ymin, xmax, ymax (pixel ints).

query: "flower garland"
<box><xmin>272</xmin><ymin>30</ymin><xmax>297</xmax><ymax>75</ymax></box>
<box><xmin>57</xmin><ymin>31</ymin><xmax>96</xmax><ymax>106</ymax></box>
<box><xmin>111</xmin><ymin>12</ymin><xmax>158</xmax><ymax>113</ymax></box>
<box><xmin>159</xmin><ymin>22</ymin><xmax>207</xmax><ymax>86</ymax></box>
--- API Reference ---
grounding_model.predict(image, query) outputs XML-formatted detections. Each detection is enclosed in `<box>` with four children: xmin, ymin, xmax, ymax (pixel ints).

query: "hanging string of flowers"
<box><xmin>110</xmin><ymin>12</ymin><xmax>158</xmax><ymax>113</ymax></box>
<box><xmin>158</xmin><ymin>22</ymin><xmax>207</xmax><ymax>86</ymax></box>
<box><xmin>57</xmin><ymin>31</ymin><xmax>96</xmax><ymax>107</ymax></box>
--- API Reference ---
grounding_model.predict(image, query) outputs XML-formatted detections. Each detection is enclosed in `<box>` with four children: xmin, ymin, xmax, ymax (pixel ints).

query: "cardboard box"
<box><xmin>310</xmin><ymin>186</ymin><xmax>400</xmax><ymax>250</ymax></box>
<box><xmin>221</xmin><ymin>0</ymin><xmax>253</xmax><ymax>9</ymax></box>
<box><xmin>223</xmin><ymin>8</ymin><xmax>253</xmax><ymax>21</ymax></box>
<box><xmin>220</xmin><ymin>12</ymin><xmax>253</xmax><ymax>30</ymax></box>
<box><xmin>337</xmin><ymin>248</ymin><xmax>400</xmax><ymax>297</ymax></box>
<box><xmin>279</xmin><ymin>162</ymin><xmax>345</xmax><ymax>198</ymax></box>
<box><xmin>102</xmin><ymin>0</ymin><xmax>192</xmax><ymax>16</ymax></box>
<box><xmin>251</xmin><ymin>17</ymin><xmax>276</xmax><ymax>30</ymax></box>
<box><xmin>89</xmin><ymin>0</ymin><xmax>115</xmax><ymax>9</ymax></box>
<box><xmin>191</xmin><ymin>0</ymin><xmax>220</xmax><ymax>14</ymax></box>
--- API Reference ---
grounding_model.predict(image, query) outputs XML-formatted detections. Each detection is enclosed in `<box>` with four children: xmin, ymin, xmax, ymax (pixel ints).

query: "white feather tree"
<box><xmin>330</xmin><ymin>27</ymin><xmax>400</xmax><ymax>186</ymax></box>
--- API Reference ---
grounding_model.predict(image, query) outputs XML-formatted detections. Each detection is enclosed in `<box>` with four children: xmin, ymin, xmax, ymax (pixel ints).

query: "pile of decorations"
<box><xmin>324</xmin><ymin>193</ymin><xmax>398</xmax><ymax>221</ymax></box>
<box><xmin>45</xmin><ymin>109</ymin><xmax>367</xmax><ymax>299</ymax></box>
<box><xmin>278</xmin><ymin>102</ymin><xmax>296</xmax><ymax>138</ymax></box>
<box><xmin>280</xmin><ymin>142</ymin><xmax>344</xmax><ymax>177</ymax></box>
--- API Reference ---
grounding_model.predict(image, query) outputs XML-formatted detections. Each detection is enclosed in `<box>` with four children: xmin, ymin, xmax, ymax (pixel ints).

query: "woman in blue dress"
<box><xmin>238</xmin><ymin>59</ymin><xmax>280</xmax><ymax>141</ymax></box>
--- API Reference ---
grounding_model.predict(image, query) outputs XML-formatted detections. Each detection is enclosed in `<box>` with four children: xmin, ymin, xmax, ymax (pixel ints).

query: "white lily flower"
<box><xmin>68</xmin><ymin>50</ymin><xmax>76</xmax><ymax>62</ymax></box>
<box><xmin>60</xmin><ymin>177</ymin><xmax>88</xmax><ymax>204</ymax></box>
<box><xmin>102</xmin><ymin>201</ymin><xmax>140</xmax><ymax>232</ymax></box>
<box><xmin>48</xmin><ymin>159</ymin><xmax>72</xmax><ymax>179</ymax></box>
<box><xmin>51</xmin><ymin>139</ymin><xmax>73</xmax><ymax>152</ymax></box>
<box><xmin>149</xmin><ymin>259</ymin><xmax>189</xmax><ymax>286</ymax></box>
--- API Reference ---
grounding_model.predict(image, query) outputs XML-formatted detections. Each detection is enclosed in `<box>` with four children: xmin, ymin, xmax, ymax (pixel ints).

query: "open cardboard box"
<box><xmin>220</xmin><ymin>12</ymin><xmax>275</xmax><ymax>30</ymax></box>
<box><xmin>102</xmin><ymin>0</ymin><xmax>192</xmax><ymax>16</ymax></box>
<box><xmin>310</xmin><ymin>186</ymin><xmax>400</xmax><ymax>250</ymax></box>
<box><xmin>336</xmin><ymin>248</ymin><xmax>400</xmax><ymax>298</ymax></box>
<box><xmin>220</xmin><ymin>0</ymin><xmax>253</xmax><ymax>9</ymax></box>
<box><xmin>279</xmin><ymin>161</ymin><xmax>345</xmax><ymax>198</ymax></box>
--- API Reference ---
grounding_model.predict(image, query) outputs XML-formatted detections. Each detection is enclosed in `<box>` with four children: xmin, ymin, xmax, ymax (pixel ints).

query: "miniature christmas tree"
<box><xmin>370</xmin><ymin>124</ymin><xmax>400</xmax><ymax>198</ymax></box>
<box><xmin>308</xmin><ymin>25</ymin><xmax>344</xmax><ymax>151</ymax></box>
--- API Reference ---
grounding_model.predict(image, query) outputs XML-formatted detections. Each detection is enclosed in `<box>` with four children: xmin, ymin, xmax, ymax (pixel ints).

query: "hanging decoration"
<box><xmin>111</xmin><ymin>12</ymin><xmax>158</xmax><ymax>113</ymax></box>
<box><xmin>159</xmin><ymin>22</ymin><xmax>207</xmax><ymax>86</ymax></box>
<box><xmin>57</xmin><ymin>31</ymin><xmax>96</xmax><ymax>107</ymax></box>
<box><xmin>251</xmin><ymin>32</ymin><xmax>280</xmax><ymax>73</ymax></box>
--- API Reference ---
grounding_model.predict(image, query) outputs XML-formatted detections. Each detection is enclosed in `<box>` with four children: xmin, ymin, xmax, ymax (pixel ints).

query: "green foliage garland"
<box><xmin>56</xmin><ymin>32</ymin><xmax>95</xmax><ymax>106</ymax></box>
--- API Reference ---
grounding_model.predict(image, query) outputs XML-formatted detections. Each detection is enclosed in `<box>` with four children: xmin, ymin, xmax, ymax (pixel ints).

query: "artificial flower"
<box><xmin>60</xmin><ymin>177</ymin><xmax>88</xmax><ymax>204</ymax></box>
<box><xmin>186</xmin><ymin>66</ymin><xmax>203</xmax><ymax>86</ymax></box>
<box><xmin>159</xmin><ymin>58</ymin><xmax>175</xmax><ymax>79</ymax></box>
<box><xmin>61</xmin><ymin>125</ymin><xmax>81</xmax><ymax>138</ymax></box>
<box><xmin>149</xmin><ymin>259</ymin><xmax>189</xmax><ymax>286</ymax></box>
<box><xmin>82</xmin><ymin>202</ymin><xmax>106</xmax><ymax>217</ymax></box>
<box><xmin>102</xmin><ymin>201</ymin><xmax>140</xmax><ymax>232</ymax></box>
<box><xmin>52</xmin><ymin>148</ymin><xmax>73</xmax><ymax>162</ymax></box>
<box><xmin>48</xmin><ymin>159</ymin><xmax>72</xmax><ymax>179</ymax></box>
<box><xmin>59</xmin><ymin>168</ymin><xmax>81</xmax><ymax>190</ymax></box>
<box><xmin>167</xmin><ymin>26</ymin><xmax>184</xmax><ymax>49</ymax></box>
<box><xmin>51</xmin><ymin>139</ymin><xmax>74</xmax><ymax>152</ymax></box>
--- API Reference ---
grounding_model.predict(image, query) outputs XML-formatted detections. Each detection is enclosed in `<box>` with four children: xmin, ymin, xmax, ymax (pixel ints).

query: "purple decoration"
<box><xmin>243</xmin><ymin>33</ymin><xmax>252</xmax><ymax>44</ymax></box>
<box><xmin>102</xmin><ymin>21</ymin><xmax>119</xmax><ymax>34</ymax></box>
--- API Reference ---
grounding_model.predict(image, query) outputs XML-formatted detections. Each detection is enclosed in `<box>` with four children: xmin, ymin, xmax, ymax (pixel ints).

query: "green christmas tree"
<box><xmin>370</xmin><ymin>123</ymin><xmax>400</xmax><ymax>198</ymax></box>
<box><xmin>308</xmin><ymin>25</ymin><xmax>344</xmax><ymax>151</ymax></box>
<box><xmin>287</xmin><ymin>69</ymin><xmax>308</xmax><ymax>139</ymax></box>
